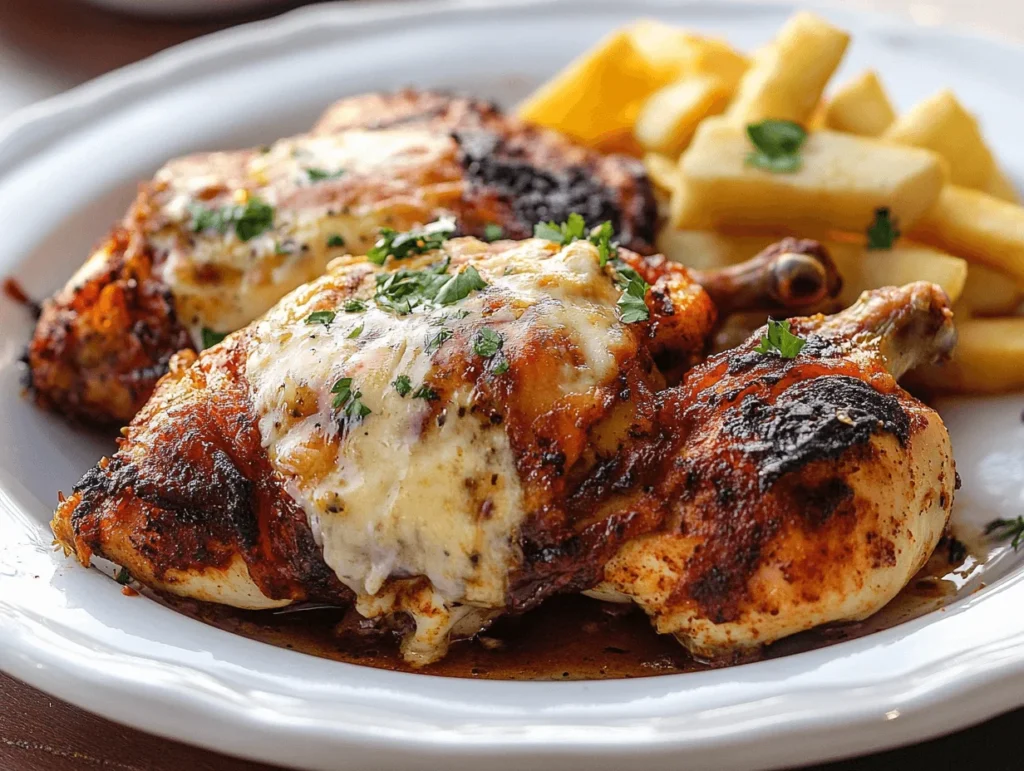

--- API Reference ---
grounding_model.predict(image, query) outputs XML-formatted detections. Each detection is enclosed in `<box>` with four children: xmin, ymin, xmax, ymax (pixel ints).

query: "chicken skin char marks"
<box><xmin>27</xmin><ymin>89</ymin><xmax>657</xmax><ymax>427</ymax></box>
<box><xmin>52</xmin><ymin>232</ymin><xmax>955</xmax><ymax>667</ymax></box>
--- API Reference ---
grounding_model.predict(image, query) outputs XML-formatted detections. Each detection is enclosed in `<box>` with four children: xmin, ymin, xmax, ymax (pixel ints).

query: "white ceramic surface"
<box><xmin>1</xmin><ymin>2</ymin><xmax>1023</xmax><ymax>769</ymax></box>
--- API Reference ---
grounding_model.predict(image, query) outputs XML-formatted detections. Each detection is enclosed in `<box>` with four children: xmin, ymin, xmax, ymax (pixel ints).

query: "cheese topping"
<box><xmin>148</xmin><ymin>128</ymin><xmax>458</xmax><ymax>344</ymax></box>
<box><xmin>245</xmin><ymin>238</ymin><xmax>631</xmax><ymax>660</ymax></box>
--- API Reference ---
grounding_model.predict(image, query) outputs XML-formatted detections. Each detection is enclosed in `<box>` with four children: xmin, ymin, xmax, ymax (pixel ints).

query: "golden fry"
<box><xmin>635</xmin><ymin>75</ymin><xmax>731</xmax><ymax>155</ymax></box>
<box><xmin>910</xmin><ymin>318</ymin><xmax>1024</xmax><ymax>394</ymax></box>
<box><xmin>956</xmin><ymin>263</ymin><xmax>1024</xmax><ymax>318</ymax></box>
<box><xmin>821</xmin><ymin>71</ymin><xmax>895</xmax><ymax>137</ymax></box>
<box><xmin>726</xmin><ymin>11</ymin><xmax>850</xmax><ymax>125</ymax></box>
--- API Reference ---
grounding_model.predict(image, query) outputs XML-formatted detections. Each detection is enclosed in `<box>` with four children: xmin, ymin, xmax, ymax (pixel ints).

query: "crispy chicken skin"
<box><xmin>592</xmin><ymin>283</ymin><xmax>958</xmax><ymax>658</ymax></box>
<box><xmin>28</xmin><ymin>90</ymin><xmax>656</xmax><ymax>427</ymax></box>
<box><xmin>52</xmin><ymin>236</ymin><xmax>943</xmax><ymax>668</ymax></box>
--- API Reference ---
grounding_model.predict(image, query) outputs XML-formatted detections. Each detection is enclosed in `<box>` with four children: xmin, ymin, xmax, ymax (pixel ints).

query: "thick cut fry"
<box><xmin>628</xmin><ymin>20</ymin><xmax>748</xmax><ymax>89</ymax></box>
<box><xmin>656</xmin><ymin>230</ymin><xmax>967</xmax><ymax>304</ymax></box>
<box><xmin>910</xmin><ymin>318</ymin><xmax>1024</xmax><ymax>394</ymax></box>
<box><xmin>986</xmin><ymin>167</ymin><xmax>1020</xmax><ymax>204</ymax></box>
<box><xmin>821</xmin><ymin>71</ymin><xmax>895</xmax><ymax>137</ymax></box>
<box><xmin>635</xmin><ymin>75</ymin><xmax>731</xmax><ymax>155</ymax></box>
<box><xmin>956</xmin><ymin>264</ymin><xmax>1024</xmax><ymax>317</ymax></box>
<box><xmin>643</xmin><ymin>152</ymin><xmax>682</xmax><ymax>196</ymax></box>
<box><xmin>725</xmin><ymin>12</ymin><xmax>850</xmax><ymax>124</ymax></box>
<box><xmin>673</xmin><ymin>119</ymin><xmax>946</xmax><ymax>234</ymax></box>
<box><xmin>517</xmin><ymin>31</ymin><xmax>678</xmax><ymax>146</ymax></box>
<box><xmin>910</xmin><ymin>185</ymin><xmax>1024</xmax><ymax>285</ymax></box>
<box><xmin>884</xmin><ymin>90</ymin><xmax>996</xmax><ymax>190</ymax></box>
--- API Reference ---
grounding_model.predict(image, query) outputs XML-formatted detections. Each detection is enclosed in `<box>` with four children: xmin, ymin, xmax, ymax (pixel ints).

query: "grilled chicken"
<box><xmin>51</xmin><ymin>234</ymin><xmax>850</xmax><ymax>666</ymax></box>
<box><xmin>27</xmin><ymin>90</ymin><xmax>656</xmax><ymax>426</ymax></box>
<box><xmin>591</xmin><ymin>283</ymin><xmax>957</xmax><ymax>658</ymax></box>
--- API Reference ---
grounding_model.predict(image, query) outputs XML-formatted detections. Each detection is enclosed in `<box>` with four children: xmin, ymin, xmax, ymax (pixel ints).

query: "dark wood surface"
<box><xmin>1</xmin><ymin>1</ymin><xmax>1022</xmax><ymax>769</ymax></box>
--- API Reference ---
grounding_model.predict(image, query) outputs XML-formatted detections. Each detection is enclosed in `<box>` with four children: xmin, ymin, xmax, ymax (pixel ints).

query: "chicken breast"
<box><xmin>27</xmin><ymin>90</ymin><xmax>655</xmax><ymax>426</ymax></box>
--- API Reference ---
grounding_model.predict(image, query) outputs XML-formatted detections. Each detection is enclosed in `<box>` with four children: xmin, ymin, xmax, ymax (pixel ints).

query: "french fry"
<box><xmin>909</xmin><ymin>318</ymin><xmax>1024</xmax><ymax>394</ymax></box>
<box><xmin>517</xmin><ymin>31</ymin><xmax>678</xmax><ymax>147</ymax></box>
<box><xmin>656</xmin><ymin>229</ymin><xmax>967</xmax><ymax>303</ymax></box>
<box><xmin>956</xmin><ymin>264</ymin><xmax>1024</xmax><ymax>317</ymax></box>
<box><xmin>725</xmin><ymin>12</ymin><xmax>850</xmax><ymax>125</ymax></box>
<box><xmin>635</xmin><ymin>76</ymin><xmax>731</xmax><ymax>155</ymax></box>
<box><xmin>821</xmin><ymin>71</ymin><xmax>895</xmax><ymax>137</ymax></box>
<box><xmin>986</xmin><ymin>166</ymin><xmax>1020</xmax><ymax>204</ymax></box>
<box><xmin>883</xmin><ymin>90</ymin><xmax>996</xmax><ymax>191</ymax></box>
<box><xmin>628</xmin><ymin>20</ymin><xmax>749</xmax><ymax>89</ymax></box>
<box><xmin>673</xmin><ymin>119</ymin><xmax>946</xmax><ymax>234</ymax></box>
<box><xmin>910</xmin><ymin>185</ymin><xmax>1024</xmax><ymax>285</ymax></box>
<box><xmin>643</xmin><ymin>152</ymin><xmax>683</xmax><ymax>197</ymax></box>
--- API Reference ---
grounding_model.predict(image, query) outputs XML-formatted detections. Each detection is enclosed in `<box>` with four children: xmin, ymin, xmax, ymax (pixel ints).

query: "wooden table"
<box><xmin>2</xmin><ymin>1</ymin><xmax>1023</xmax><ymax>768</ymax></box>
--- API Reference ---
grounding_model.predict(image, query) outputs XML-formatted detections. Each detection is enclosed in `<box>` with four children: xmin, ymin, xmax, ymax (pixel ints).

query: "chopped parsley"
<box><xmin>866</xmin><ymin>207</ymin><xmax>901</xmax><ymax>250</ymax></box>
<box><xmin>534</xmin><ymin>214</ymin><xmax>618</xmax><ymax>265</ymax></box>
<box><xmin>492</xmin><ymin>357</ymin><xmax>510</xmax><ymax>375</ymax></box>
<box><xmin>306</xmin><ymin>167</ymin><xmax>345</xmax><ymax>182</ymax></box>
<box><xmin>347</xmin><ymin>322</ymin><xmax>364</xmax><ymax>339</ymax></box>
<box><xmin>412</xmin><ymin>384</ymin><xmax>440</xmax><ymax>401</ymax></box>
<box><xmin>609</xmin><ymin>261</ymin><xmax>650</xmax><ymax>324</ymax></box>
<box><xmin>367</xmin><ymin>217</ymin><xmax>456</xmax><ymax>265</ymax></box>
<box><xmin>424</xmin><ymin>327</ymin><xmax>453</xmax><ymax>354</ymax></box>
<box><xmin>473</xmin><ymin>327</ymin><xmax>503</xmax><ymax>359</ymax></box>
<box><xmin>330</xmin><ymin>376</ymin><xmax>371</xmax><ymax>419</ymax></box>
<box><xmin>435</xmin><ymin>265</ymin><xmax>487</xmax><ymax>306</ymax></box>
<box><xmin>745</xmin><ymin>120</ymin><xmax>807</xmax><ymax>173</ymax></box>
<box><xmin>754</xmin><ymin>318</ymin><xmax>806</xmax><ymax>358</ymax></box>
<box><xmin>326</xmin><ymin>233</ymin><xmax>346</xmax><ymax>248</ymax></box>
<box><xmin>483</xmin><ymin>223</ymin><xmax>505</xmax><ymax>242</ymax></box>
<box><xmin>392</xmin><ymin>375</ymin><xmax>412</xmax><ymax>397</ymax></box>
<box><xmin>304</xmin><ymin>310</ymin><xmax>336</xmax><ymax>326</ymax></box>
<box><xmin>343</xmin><ymin>299</ymin><xmax>367</xmax><ymax>313</ymax></box>
<box><xmin>201</xmin><ymin>327</ymin><xmax>228</xmax><ymax>349</ymax></box>
<box><xmin>115</xmin><ymin>566</ymin><xmax>132</xmax><ymax>585</ymax></box>
<box><xmin>189</xmin><ymin>197</ymin><xmax>275</xmax><ymax>242</ymax></box>
<box><xmin>985</xmin><ymin>516</ymin><xmax>1024</xmax><ymax>550</ymax></box>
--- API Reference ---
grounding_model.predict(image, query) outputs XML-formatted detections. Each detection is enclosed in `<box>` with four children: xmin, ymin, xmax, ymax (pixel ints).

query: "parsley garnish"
<box><xmin>473</xmin><ymin>328</ymin><xmax>503</xmax><ymax>358</ymax></box>
<box><xmin>343</xmin><ymin>299</ymin><xmax>367</xmax><ymax>313</ymax></box>
<box><xmin>985</xmin><ymin>517</ymin><xmax>1024</xmax><ymax>550</ymax></box>
<box><xmin>306</xmin><ymin>167</ymin><xmax>345</xmax><ymax>182</ymax></box>
<box><xmin>347</xmin><ymin>322</ymin><xmax>364</xmax><ymax>339</ymax></box>
<box><xmin>367</xmin><ymin>217</ymin><xmax>456</xmax><ymax>265</ymax></box>
<box><xmin>189</xmin><ymin>197</ymin><xmax>275</xmax><ymax>241</ymax></box>
<box><xmin>201</xmin><ymin>327</ymin><xmax>227</xmax><ymax>349</ymax></box>
<box><xmin>745</xmin><ymin>120</ymin><xmax>807</xmax><ymax>173</ymax></box>
<box><xmin>425</xmin><ymin>327</ymin><xmax>453</xmax><ymax>354</ymax></box>
<box><xmin>484</xmin><ymin>224</ymin><xmax>504</xmax><ymax>242</ymax></box>
<box><xmin>393</xmin><ymin>375</ymin><xmax>412</xmax><ymax>397</ymax></box>
<box><xmin>412</xmin><ymin>384</ymin><xmax>439</xmax><ymax>401</ymax></box>
<box><xmin>492</xmin><ymin>357</ymin><xmax>510</xmax><ymax>375</ymax></box>
<box><xmin>330</xmin><ymin>377</ymin><xmax>371</xmax><ymax>419</ymax></box>
<box><xmin>435</xmin><ymin>265</ymin><xmax>487</xmax><ymax>306</ymax></box>
<box><xmin>305</xmin><ymin>310</ymin><xmax>336</xmax><ymax>326</ymax></box>
<box><xmin>866</xmin><ymin>207</ymin><xmax>900</xmax><ymax>250</ymax></box>
<box><xmin>374</xmin><ymin>258</ymin><xmax>452</xmax><ymax>315</ymax></box>
<box><xmin>115</xmin><ymin>566</ymin><xmax>131</xmax><ymax>585</ymax></box>
<box><xmin>609</xmin><ymin>261</ymin><xmax>650</xmax><ymax>324</ymax></box>
<box><xmin>326</xmin><ymin>233</ymin><xmax>346</xmax><ymax>248</ymax></box>
<box><xmin>754</xmin><ymin>318</ymin><xmax>806</xmax><ymax>358</ymax></box>
<box><xmin>534</xmin><ymin>215</ymin><xmax>618</xmax><ymax>265</ymax></box>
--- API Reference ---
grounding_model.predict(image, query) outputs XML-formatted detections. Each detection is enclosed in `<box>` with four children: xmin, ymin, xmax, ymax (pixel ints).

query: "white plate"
<box><xmin>1</xmin><ymin>1</ymin><xmax>1023</xmax><ymax>769</ymax></box>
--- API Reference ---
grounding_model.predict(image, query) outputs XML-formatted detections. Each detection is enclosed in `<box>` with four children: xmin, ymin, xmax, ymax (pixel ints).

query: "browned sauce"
<box><xmin>160</xmin><ymin>540</ymin><xmax>968</xmax><ymax>681</ymax></box>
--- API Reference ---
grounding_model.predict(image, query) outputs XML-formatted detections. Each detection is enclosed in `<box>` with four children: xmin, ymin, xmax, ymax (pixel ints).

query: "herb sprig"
<box><xmin>201</xmin><ymin>327</ymin><xmax>228</xmax><ymax>349</ymax></box>
<box><xmin>866</xmin><ymin>207</ymin><xmax>901</xmax><ymax>250</ymax></box>
<box><xmin>754</xmin><ymin>318</ymin><xmax>806</xmax><ymax>359</ymax></box>
<box><xmin>367</xmin><ymin>217</ymin><xmax>456</xmax><ymax>266</ymax></box>
<box><xmin>745</xmin><ymin>120</ymin><xmax>807</xmax><ymax>173</ymax></box>
<box><xmin>330</xmin><ymin>377</ymin><xmax>371</xmax><ymax>419</ymax></box>
<box><xmin>189</xmin><ymin>197</ymin><xmax>275</xmax><ymax>242</ymax></box>
<box><xmin>986</xmin><ymin>516</ymin><xmax>1024</xmax><ymax>550</ymax></box>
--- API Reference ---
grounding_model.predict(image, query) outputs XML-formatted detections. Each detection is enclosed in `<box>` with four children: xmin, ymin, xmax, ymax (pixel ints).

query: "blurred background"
<box><xmin>1</xmin><ymin>0</ymin><xmax>1024</xmax><ymax>119</ymax></box>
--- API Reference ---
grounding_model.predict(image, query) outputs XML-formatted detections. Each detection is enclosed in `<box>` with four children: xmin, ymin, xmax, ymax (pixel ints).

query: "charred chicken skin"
<box><xmin>27</xmin><ymin>90</ymin><xmax>656</xmax><ymax>427</ymax></box>
<box><xmin>51</xmin><ymin>235</ymin><xmax>950</xmax><ymax>668</ymax></box>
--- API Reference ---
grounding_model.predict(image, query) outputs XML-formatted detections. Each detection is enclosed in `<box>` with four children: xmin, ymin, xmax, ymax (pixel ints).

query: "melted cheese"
<box><xmin>149</xmin><ymin>128</ymin><xmax>457</xmax><ymax>344</ymax></box>
<box><xmin>245</xmin><ymin>238</ymin><xmax>630</xmax><ymax>662</ymax></box>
